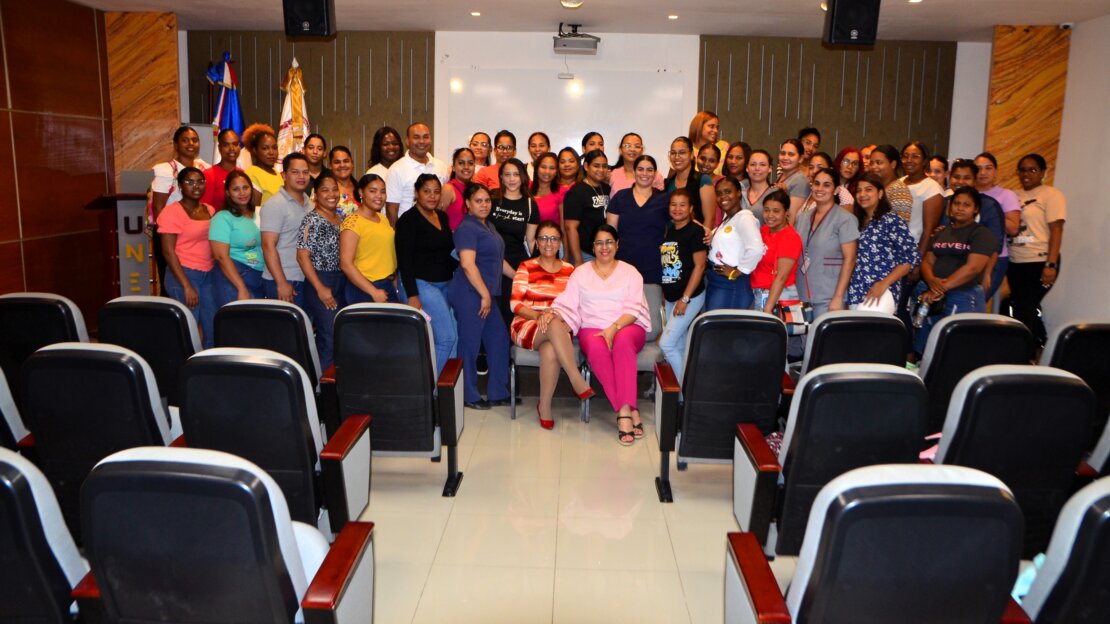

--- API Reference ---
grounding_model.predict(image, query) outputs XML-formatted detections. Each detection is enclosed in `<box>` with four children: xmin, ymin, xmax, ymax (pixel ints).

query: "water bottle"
<box><xmin>911</xmin><ymin>298</ymin><xmax>931</xmax><ymax>329</ymax></box>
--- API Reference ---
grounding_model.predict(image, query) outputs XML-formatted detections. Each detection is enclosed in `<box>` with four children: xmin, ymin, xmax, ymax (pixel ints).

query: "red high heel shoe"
<box><xmin>576</xmin><ymin>387</ymin><xmax>595</xmax><ymax>401</ymax></box>
<box><xmin>537</xmin><ymin>403</ymin><xmax>554</xmax><ymax>430</ymax></box>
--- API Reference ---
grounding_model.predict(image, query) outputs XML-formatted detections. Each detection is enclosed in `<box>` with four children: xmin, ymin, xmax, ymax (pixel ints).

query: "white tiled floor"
<box><xmin>359</xmin><ymin>398</ymin><xmax>739</xmax><ymax>623</ymax></box>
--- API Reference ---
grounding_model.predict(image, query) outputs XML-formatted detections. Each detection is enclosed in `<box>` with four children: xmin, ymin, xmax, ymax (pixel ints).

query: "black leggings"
<box><xmin>1007</xmin><ymin>259</ymin><xmax>1057</xmax><ymax>346</ymax></box>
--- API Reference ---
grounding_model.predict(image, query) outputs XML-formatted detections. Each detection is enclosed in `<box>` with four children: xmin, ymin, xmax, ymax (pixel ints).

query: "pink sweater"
<box><xmin>552</xmin><ymin>261</ymin><xmax>652</xmax><ymax>333</ymax></box>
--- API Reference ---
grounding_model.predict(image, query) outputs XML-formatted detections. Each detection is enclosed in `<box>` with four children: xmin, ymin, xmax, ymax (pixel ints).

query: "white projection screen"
<box><xmin>444</xmin><ymin>67</ymin><xmax>688</xmax><ymax>167</ymax></box>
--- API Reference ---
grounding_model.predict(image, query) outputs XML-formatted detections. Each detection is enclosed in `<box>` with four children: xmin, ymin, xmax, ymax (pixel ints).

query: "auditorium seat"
<box><xmin>0</xmin><ymin>293</ymin><xmax>88</xmax><ymax>407</ymax></box>
<box><xmin>1019</xmin><ymin>476</ymin><xmax>1110</xmax><ymax>623</ymax></box>
<box><xmin>0</xmin><ymin>447</ymin><xmax>88</xmax><ymax>623</ymax></box>
<box><xmin>180</xmin><ymin>347</ymin><xmax>370</xmax><ymax>538</ymax></box>
<box><xmin>1040</xmin><ymin>321</ymin><xmax>1110</xmax><ymax>449</ymax></box>
<box><xmin>326</xmin><ymin>303</ymin><xmax>464</xmax><ymax>496</ymax></box>
<box><xmin>725</xmin><ymin>465</ymin><xmax>1025</xmax><ymax>624</ymax></box>
<box><xmin>653</xmin><ymin>310</ymin><xmax>786</xmax><ymax>502</ymax></box>
<box><xmin>98</xmin><ymin>295</ymin><xmax>201</xmax><ymax>409</ymax></box>
<box><xmin>20</xmin><ymin>343</ymin><xmax>178</xmax><ymax>541</ymax></box>
<box><xmin>919</xmin><ymin>313</ymin><xmax>1036</xmax><ymax>433</ymax></box>
<box><xmin>1087</xmin><ymin>418</ymin><xmax>1110</xmax><ymax>477</ymax></box>
<box><xmin>936</xmin><ymin>365</ymin><xmax>1094</xmax><ymax>558</ymax></box>
<box><xmin>734</xmin><ymin>363</ymin><xmax>928</xmax><ymax>556</ymax></box>
<box><xmin>74</xmin><ymin>447</ymin><xmax>374</xmax><ymax>624</ymax></box>
<box><xmin>0</xmin><ymin>368</ymin><xmax>31</xmax><ymax>452</ymax></box>
<box><xmin>799</xmin><ymin>310</ymin><xmax>907</xmax><ymax>376</ymax></box>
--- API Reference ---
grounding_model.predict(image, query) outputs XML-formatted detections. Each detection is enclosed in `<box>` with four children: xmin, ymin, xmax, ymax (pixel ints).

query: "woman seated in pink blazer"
<box><xmin>552</xmin><ymin>224</ymin><xmax>651</xmax><ymax>446</ymax></box>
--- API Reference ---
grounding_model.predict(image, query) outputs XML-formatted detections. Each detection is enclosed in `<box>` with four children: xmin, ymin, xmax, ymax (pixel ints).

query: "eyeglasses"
<box><xmin>593</xmin><ymin>239</ymin><xmax>616</xmax><ymax>247</ymax></box>
<box><xmin>470</xmin><ymin>141</ymin><xmax>490</xmax><ymax>148</ymax></box>
<box><xmin>537</xmin><ymin>235</ymin><xmax>561</xmax><ymax>243</ymax></box>
<box><xmin>668</xmin><ymin>150</ymin><xmax>690</xmax><ymax>157</ymax></box>
<box><xmin>842</xmin><ymin>159</ymin><xmax>860</xmax><ymax>167</ymax></box>
<box><xmin>495</xmin><ymin>145</ymin><xmax>515</xmax><ymax>151</ymax></box>
<box><xmin>621</xmin><ymin>143</ymin><xmax>643</xmax><ymax>150</ymax></box>
<box><xmin>180</xmin><ymin>179</ymin><xmax>205</xmax><ymax>187</ymax></box>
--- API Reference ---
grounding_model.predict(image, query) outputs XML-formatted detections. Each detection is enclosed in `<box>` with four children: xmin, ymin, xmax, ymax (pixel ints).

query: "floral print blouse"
<box><xmin>847</xmin><ymin>210</ymin><xmax>921</xmax><ymax>305</ymax></box>
<box><xmin>297</xmin><ymin>210</ymin><xmax>342</xmax><ymax>272</ymax></box>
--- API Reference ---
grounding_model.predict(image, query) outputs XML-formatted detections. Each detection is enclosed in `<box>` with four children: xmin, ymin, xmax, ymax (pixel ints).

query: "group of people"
<box><xmin>149</xmin><ymin>110</ymin><xmax>1066</xmax><ymax>446</ymax></box>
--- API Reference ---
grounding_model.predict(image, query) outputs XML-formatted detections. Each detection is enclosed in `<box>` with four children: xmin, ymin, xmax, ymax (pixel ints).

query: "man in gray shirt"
<box><xmin>261</xmin><ymin>152</ymin><xmax>312</xmax><ymax>307</ymax></box>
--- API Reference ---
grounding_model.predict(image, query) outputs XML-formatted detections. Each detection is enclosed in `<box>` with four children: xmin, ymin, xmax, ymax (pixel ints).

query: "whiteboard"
<box><xmin>444</xmin><ymin>67</ymin><xmax>687</xmax><ymax>167</ymax></box>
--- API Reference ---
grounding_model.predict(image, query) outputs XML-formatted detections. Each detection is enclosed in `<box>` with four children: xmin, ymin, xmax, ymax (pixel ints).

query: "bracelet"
<box><xmin>1044</xmin><ymin>262</ymin><xmax>1058</xmax><ymax>269</ymax></box>
<box><xmin>727</xmin><ymin>269</ymin><xmax>739</xmax><ymax>281</ymax></box>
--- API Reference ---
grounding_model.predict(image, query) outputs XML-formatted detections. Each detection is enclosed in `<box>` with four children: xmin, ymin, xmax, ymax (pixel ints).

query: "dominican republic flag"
<box><xmin>278</xmin><ymin>57</ymin><xmax>309</xmax><ymax>160</ymax></box>
<box><xmin>207</xmin><ymin>52</ymin><xmax>245</xmax><ymax>163</ymax></box>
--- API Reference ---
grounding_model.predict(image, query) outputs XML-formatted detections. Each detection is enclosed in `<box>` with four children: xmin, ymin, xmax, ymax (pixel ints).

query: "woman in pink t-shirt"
<box><xmin>552</xmin><ymin>224</ymin><xmax>651</xmax><ymax>446</ymax></box>
<box><xmin>156</xmin><ymin>166</ymin><xmax>217</xmax><ymax>347</ymax></box>
<box><xmin>439</xmin><ymin>147</ymin><xmax>477</xmax><ymax>230</ymax></box>
<box><xmin>530</xmin><ymin>152</ymin><xmax>568</xmax><ymax>224</ymax></box>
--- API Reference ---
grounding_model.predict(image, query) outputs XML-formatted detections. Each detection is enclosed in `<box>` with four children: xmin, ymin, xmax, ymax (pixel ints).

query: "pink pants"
<box><xmin>579</xmin><ymin>325</ymin><xmax>646</xmax><ymax>412</ymax></box>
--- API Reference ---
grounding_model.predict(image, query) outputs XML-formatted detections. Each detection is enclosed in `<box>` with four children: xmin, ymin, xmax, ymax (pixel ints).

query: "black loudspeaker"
<box><xmin>283</xmin><ymin>0</ymin><xmax>336</xmax><ymax>37</ymax></box>
<box><xmin>822</xmin><ymin>0</ymin><xmax>881</xmax><ymax>46</ymax></box>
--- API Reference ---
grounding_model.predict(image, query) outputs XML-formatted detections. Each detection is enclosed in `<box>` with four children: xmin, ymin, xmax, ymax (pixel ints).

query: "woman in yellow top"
<box><xmin>340</xmin><ymin>173</ymin><xmax>399</xmax><ymax>303</ymax></box>
<box><xmin>242</xmin><ymin>123</ymin><xmax>283</xmax><ymax>207</ymax></box>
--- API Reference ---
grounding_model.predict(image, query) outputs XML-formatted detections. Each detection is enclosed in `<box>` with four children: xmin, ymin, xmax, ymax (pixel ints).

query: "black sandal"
<box><xmin>617</xmin><ymin>415</ymin><xmax>635</xmax><ymax>446</ymax></box>
<box><xmin>631</xmin><ymin>410</ymin><xmax>644</xmax><ymax>439</ymax></box>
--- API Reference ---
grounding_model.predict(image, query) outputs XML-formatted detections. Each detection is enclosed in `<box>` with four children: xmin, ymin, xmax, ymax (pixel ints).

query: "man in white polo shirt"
<box><xmin>385</xmin><ymin>122</ymin><xmax>448</xmax><ymax>226</ymax></box>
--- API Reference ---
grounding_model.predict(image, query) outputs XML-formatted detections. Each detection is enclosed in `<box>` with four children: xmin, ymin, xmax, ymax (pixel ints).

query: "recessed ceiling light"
<box><xmin>470</xmin><ymin>11</ymin><xmax>481</xmax><ymax>16</ymax></box>
<box><xmin>668</xmin><ymin>14</ymin><xmax>679</xmax><ymax>20</ymax></box>
<box><xmin>561</xmin><ymin>0</ymin><xmax>584</xmax><ymax>8</ymax></box>
<box><xmin>909</xmin><ymin>0</ymin><xmax>923</xmax><ymax>3</ymax></box>
<box><xmin>819</xmin><ymin>2</ymin><xmax>828</xmax><ymax>10</ymax></box>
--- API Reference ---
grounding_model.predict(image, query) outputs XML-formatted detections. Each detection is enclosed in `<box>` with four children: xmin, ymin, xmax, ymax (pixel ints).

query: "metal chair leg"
<box><xmin>510</xmin><ymin>361</ymin><xmax>517</xmax><ymax>419</ymax></box>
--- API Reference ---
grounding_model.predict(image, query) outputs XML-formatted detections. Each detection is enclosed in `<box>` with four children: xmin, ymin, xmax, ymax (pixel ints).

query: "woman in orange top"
<box><xmin>511</xmin><ymin>220</ymin><xmax>594</xmax><ymax>429</ymax></box>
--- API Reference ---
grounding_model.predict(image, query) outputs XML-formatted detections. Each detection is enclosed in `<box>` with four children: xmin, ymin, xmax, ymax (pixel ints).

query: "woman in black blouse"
<box><xmin>490</xmin><ymin>158</ymin><xmax>540</xmax><ymax>328</ymax></box>
<box><xmin>395</xmin><ymin>173</ymin><xmax>459</xmax><ymax>376</ymax></box>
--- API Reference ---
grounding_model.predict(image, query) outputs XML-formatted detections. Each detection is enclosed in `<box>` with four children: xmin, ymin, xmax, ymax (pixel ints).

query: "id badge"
<box><xmin>801</xmin><ymin>254</ymin><xmax>811</xmax><ymax>274</ymax></box>
<box><xmin>757</xmin><ymin>290</ymin><xmax>769</xmax><ymax>310</ymax></box>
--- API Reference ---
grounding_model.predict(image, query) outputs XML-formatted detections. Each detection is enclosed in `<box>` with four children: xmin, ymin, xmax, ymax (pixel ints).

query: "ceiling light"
<box><xmin>819</xmin><ymin>2</ymin><xmax>828</xmax><ymax>10</ymax></box>
<box><xmin>561</xmin><ymin>1</ymin><xmax>584</xmax><ymax>8</ymax></box>
<box><xmin>668</xmin><ymin>15</ymin><xmax>679</xmax><ymax>20</ymax></box>
<box><xmin>470</xmin><ymin>11</ymin><xmax>481</xmax><ymax>16</ymax></box>
<box><xmin>909</xmin><ymin>0</ymin><xmax>923</xmax><ymax>3</ymax></box>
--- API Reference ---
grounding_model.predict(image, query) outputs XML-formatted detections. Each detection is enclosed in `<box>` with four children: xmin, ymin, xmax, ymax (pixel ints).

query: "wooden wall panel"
<box><xmin>105</xmin><ymin>12</ymin><xmax>181</xmax><ymax>183</ymax></box>
<box><xmin>700</xmin><ymin>36</ymin><xmax>956</xmax><ymax>158</ymax></box>
<box><xmin>0</xmin><ymin>0</ymin><xmax>114</xmax><ymax>327</ymax></box>
<box><xmin>187</xmin><ymin>31</ymin><xmax>434</xmax><ymax>170</ymax></box>
<box><xmin>985</xmin><ymin>26</ymin><xmax>1069</xmax><ymax>188</ymax></box>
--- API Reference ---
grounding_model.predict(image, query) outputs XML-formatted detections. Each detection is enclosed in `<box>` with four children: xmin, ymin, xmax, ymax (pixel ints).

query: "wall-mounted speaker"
<box><xmin>822</xmin><ymin>0</ymin><xmax>881</xmax><ymax>46</ymax></box>
<box><xmin>283</xmin><ymin>0</ymin><xmax>336</xmax><ymax>38</ymax></box>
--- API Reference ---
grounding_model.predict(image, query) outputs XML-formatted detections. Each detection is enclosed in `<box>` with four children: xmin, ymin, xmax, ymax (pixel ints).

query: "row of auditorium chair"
<box><xmin>1</xmin><ymin>444</ymin><xmax>372</xmax><ymax>624</ymax></box>
<box><xmin>724</xmin><ymin>464</ymin><xmax>1110</xmax><ymax>623</ymax></box>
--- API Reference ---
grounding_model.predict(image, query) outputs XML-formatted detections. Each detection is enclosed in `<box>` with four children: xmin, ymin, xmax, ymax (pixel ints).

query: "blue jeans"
<box><xmin>659</xmin><ymin>291</ymin><xmax>706</xmax><ymax>379</ymax></box>
<box><xmin>344</xmin><ymin>277</ymin><xmax>399</xmax><ymax>305</ymax></box>
<box><xmin>987</xmin><ymin>256</ymin><xmax>1008</xmax><ymax>302</ymax></box>
<box><xmin>415</xmin><ymin>279</ymin><xmax>457</xmax><ymax>378</ymax></box>
<box><xmin>912</xmin><ymin>283</ymin><xmax>986</xmax><ymax>355</ymax></box>
<box><xmin>163</xmin><ymin>267</ymin><xmax>216</xmax><ymax>349</ymax></box>
<box><xmin>212</xmin><ymin>260</ymin><xmax>264</xmax><ymax>308</ymax></box>
<box><xmin>303</xmin><ymin>270</ymin><xmax>348</xmax><ymax>371</ymax></box>
<box><xmin>262</xmin><ymin>278</ymin><xmax>306</xmax><ymax>309</ymax></box>
<box><xmin>705</xmin><ymin>269</ymin><xmax>753</xmax><ymax>311</ymax></box>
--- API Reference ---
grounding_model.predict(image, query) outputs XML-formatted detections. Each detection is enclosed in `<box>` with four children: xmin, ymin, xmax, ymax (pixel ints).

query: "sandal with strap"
<box><xmin>631</xmin><ymin>410</ymin><xmax>644</xmax><ymax>439</ymax></box>
<box><xmin>616</xmin><ymin>415</ymin><xmax>635</xmax><ymax>446</ymax></box>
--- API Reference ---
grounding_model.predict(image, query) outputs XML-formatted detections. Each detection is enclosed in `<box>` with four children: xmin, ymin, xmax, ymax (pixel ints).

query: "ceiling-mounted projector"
<box><xmin>554</xmin><ymin>23</ymin><xmax>599</xmax><ymax>55</ymax></box>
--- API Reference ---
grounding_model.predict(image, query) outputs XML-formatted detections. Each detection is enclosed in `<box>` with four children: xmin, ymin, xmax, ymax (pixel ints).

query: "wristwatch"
<box><xmin>1044</xmin><ymin>262</ymin><xmax>1058</xmax><ymax>269</ymax></box>
<box><xmin>680</xmin><ymin>295</ymin><xmax>691</xmax><ymax>304</ymax></box>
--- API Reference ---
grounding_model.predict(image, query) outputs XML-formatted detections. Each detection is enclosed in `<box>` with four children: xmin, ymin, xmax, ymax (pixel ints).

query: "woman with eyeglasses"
<box><xmin>1009</xmin><ymin>153</ymin><xmax>1066</xmax><ymax>347</ymax></box>
<box><xmin>510</xmin><ymin>221</ymin><xmax>593</xmax><ymax>429</ymax></box>
<box><xmin>552</xmin><ymin>225</ymin><xmax>651</xmax><ymax>446</ymax></box>
<box><xmin>448</xmin><ymin>183</ymin><xmax>515</xmax><ymax>409</ymax></box>
<box><xmin>157</xmin><ymin>166</ymin><xmax>216</xmax><ymax>348</ymax></box>
<box><xmin>607</xmin><ymin>155</ymin><xmax>671</xmax><ymax>285</ymax></box>
<box><xmin>152</xmin><ymin>126</ymin><xmax>211</xmax><ymax>289</ymax></box>
<box><xmin>834</xmin><ymin>147</ymin><xmax>863</xmax><ymax>203</ymax></box>
<box><xmin>472</xmin><ymin>129</ymin><xmax>518</xmax><ymax>190</ymax></box>
<box><xmin>609</xmin><ymin>132</ymin><xmax>664</xmax><ymax>197</ymax></box>
<box><xmin>665</xmin><ymin>136</ymin><xmax>717</xmax><ymax>227</ymax></box>
<box><xmin>468</xmin><ymin>132</ymin><xmax>492</xmax><ymax>167</ymax></box>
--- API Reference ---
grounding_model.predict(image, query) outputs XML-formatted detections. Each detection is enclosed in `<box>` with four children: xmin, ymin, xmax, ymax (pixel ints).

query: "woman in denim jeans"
<box><xmin>298</xmin><ymin>173</ymin><xmax>348</xmax><ymax>370</ymax></box>
<box><xmin>157</xmin><ymin>166</ymin><xmax>216</xmax><ymax>348</ymax></box>
<box><xmin>911</xmin><ymin>186</ymin><xmax>998</xmax><ymax>356</ymax></box>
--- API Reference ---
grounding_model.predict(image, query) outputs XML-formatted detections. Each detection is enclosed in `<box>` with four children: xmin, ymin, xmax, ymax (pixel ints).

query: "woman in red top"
<box><xmin>750</xmin><ymin>189</ymin><xmax>802</xmax><ymax>314</ymax></box>
<box><xmin>530</xmin><ymin>152</ymin><xmax>567</xmax><ymax>224</ymax></box>
<box><xmin>439</xmin><ymin>147</ymin><xmax>476</xmax><ymax>231</ymax></box>
<box><xmin>511</xmin><ymin>221</ymin><xmax>593</xmax><ymax>429</ymax></box>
